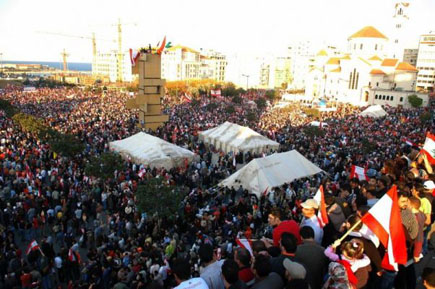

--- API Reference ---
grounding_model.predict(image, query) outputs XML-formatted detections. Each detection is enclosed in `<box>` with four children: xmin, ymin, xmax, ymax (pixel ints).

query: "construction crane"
<box><xmin>60</xmin><ymin>49</ymin><xmax>69</xmax><ymax>71</ymax></box>
<box><xmin>37</xmin><ymin>30</ymin><xmax>115</xmax><ymax>67</ymax></box>
<box><xmin>91</xmin><ymin>19</ymin><xmax>137</xmax><ymax>82</ymax></box>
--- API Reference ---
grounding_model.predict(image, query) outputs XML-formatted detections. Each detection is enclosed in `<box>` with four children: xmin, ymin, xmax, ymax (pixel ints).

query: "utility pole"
<box><xmin>242</xmin><ymin>74</ymin><xmax>250</xmax><ymax>90</ymax></box>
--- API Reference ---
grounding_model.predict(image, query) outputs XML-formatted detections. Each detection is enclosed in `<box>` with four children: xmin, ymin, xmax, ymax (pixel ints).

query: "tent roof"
<box><xmin>359</xmin><ymin>105</ymin><xmax>388</xmax><ymax>118</ymax></box>
<box><xmin>109</xmin><ymin>132</ymin><xmax>194</xmax><ymax>169</ymax></box>
<box><xmin>199</xmin><ymin>121</ymin><xmax>279</xmax><ymax>152</ymax></box>
<box><xmin>218</xmin><ymin>150</ymin><xmax>324</xmax><ymax>197</ymax></box>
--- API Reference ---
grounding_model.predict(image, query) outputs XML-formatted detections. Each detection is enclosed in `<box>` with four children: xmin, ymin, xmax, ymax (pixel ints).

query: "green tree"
<box><xmin>12</xmin><ymin>113</ymin><xmax>46</xmax><ymax>133</ymax></box>
<box><xmin>420</xmin><ymin>111</ymin><xmax>431</xmax><ymax>123</ymax></box>
<box><xmin>265</xmin><ymin>90</ymin><xmax>277</xmax><ymax>101</ymax></box>
<box><xmin>361</xmin><ymin>138</ymin><xmax>377</xmax><ymax>154</ymax></box>
<box><xmin>232</xmin><ymin>95</ymin><xmax>242</xmax><ymax>104</ymax></box>
<box><xmin>136</xmin><ymin>177</ymin><xmax>186</xmax><ymax>219</ymax></box>
<box><xmin>225</xmin><ymin>106</ymin><xmax>235</xmax><ymax>114</ymax></box>
<box><xmin>255</xmin><ymin>98</ymin><xmax>267</xmax><ymax>109</ymax></box>
<box><xmin>47</xmin><ymin>133</ymin><xmax>85</xmax><ymax>158</ymax></box>
<box><xmin>206</xmin><ymin>102</ymin><xmax>218</xmax><ymax>111</ymax></box>
<box><xmin>221</xmin><ymin>83</ymin><xmax>237</xmax><ymax>97</ymax></box>
<box><xmin>246</xmin><ymin>111</ymin><xmax>257</xmax><ymax>122</ymax></box>
<box><xmin>408</xmin><ymin>94</ymin><xmax>423</xmax><ymax>108</ymax></box>
<box><xmin>85</xmin><ymin>152</ymin><xmax>125</xmax><ymax>179</ymax></box>
<box><xmin>0</xmin><ymin>99</ymin><xmax>17</xmax><ymax>118</ymax></box>
<box><xmin>303</xmin><ymin>108</ymin><xmax>320</xmax><ymax>118</ymax></box>
<box><xmin>303</xmin><ymin>126</ymin><xmax>325</xmax><ymax>138</ymax></box>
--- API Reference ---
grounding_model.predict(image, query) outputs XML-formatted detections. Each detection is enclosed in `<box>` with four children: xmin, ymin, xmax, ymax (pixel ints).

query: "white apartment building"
<box><xmin>199</xmin><ymin>49</ymin><xmax>227</xmax><ymax>82</ymax></box>
<box><xmin>416</xmin><ymin>33</ymin><xmax>435</xmax><ymax>92</ymax></box>
<box><xmin>161</xmin><ymin>45</ymin><xmax>227</xmax><ymax>82</ymax></box>
<box><xmin>92</xmin><ymin>50</ymin><xmax>133</xmax><ymax>82</ymax></box>
<box><xmin>287</xmin><ymin>41</ymin><xmax>315</xmax><ymax>90</ymax></box>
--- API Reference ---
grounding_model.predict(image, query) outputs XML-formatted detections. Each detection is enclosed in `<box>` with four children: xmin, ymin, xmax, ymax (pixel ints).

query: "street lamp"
<box><xmin>242</xmin><ymin>74</ymin><xmax>250</xmax><ymax>90</ymax></box>
<box><xmin>0</xmin><ymin>52</ymin><xmax>3</xmax><ymax>78</ymax></box>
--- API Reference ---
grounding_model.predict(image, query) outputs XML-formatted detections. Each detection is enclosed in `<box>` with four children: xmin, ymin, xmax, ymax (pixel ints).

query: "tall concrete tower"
<box><xmin>391</xmin><ymin>1</ymin><xmax>410</xmax><ymax>59</ymax></box>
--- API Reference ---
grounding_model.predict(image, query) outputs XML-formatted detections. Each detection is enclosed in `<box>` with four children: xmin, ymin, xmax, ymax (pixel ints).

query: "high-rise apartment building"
<box><xmin>416</xmin><ymin>33</ymin><xmax>435</xmax><ymax>92</ymax></box>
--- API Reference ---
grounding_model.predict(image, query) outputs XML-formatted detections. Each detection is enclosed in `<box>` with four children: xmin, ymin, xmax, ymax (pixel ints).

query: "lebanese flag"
<box><xmin>350</xmin><ymin>165</ymin><xmax>368</xmax><ymax>181</ymax></box>
<box><xmin>68</xmin><ymin>248</ymin><xmax>80</xmax><ymax>263</ymax></box>
<box><xmin>211</xmin><ymin>89</ymin><xmax>221</xmax><ymax>97</ymax></box>
<box><xmin>236</xmin><ymin>238</ymin><xmax>253</xmax><ymax>256</ymax></box>
<box><xmin>157</xmin><ymin>36</ymin><xmax>166</xmax><ymax>55</ymax></box>
<box><xmin>181</xmin><ymin>93</ymin><xmax>192</xmax><ymax>103</ymax></box>
<box><xmin>26</xmin><ymin>240</ymin><xmax>40</xmax><ymax>255</ymax></box>
<box><xmin>129</xmin><ymin>49</ymin><xmax>141</xmax><ymax>66</ymax></box>
<box><xmin>404</xmin><ymin>138</ymin><xmax>418</xmax><ymax>148</ymax></box>
<box><xmin>313</xmin><ymin>185</ymin><xmax>329</xmax><ymax>228</ymax></box>
<box><xmin>421</xmin><ymin>132</ymin><xmax>435</xmax><ymax>164</ymax></box>
<box><xmin>262</xmin><ymin>187</ymin><xmax>269</xmax><ymax>196</ymax></box>
<box><xmin>361</xmin><ymin>186</ymin><xmax>407</xmax><ymax>271</ymax></box>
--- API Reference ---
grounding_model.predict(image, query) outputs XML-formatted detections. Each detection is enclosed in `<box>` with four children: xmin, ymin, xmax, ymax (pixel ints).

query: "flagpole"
<box><xmin>336</xmin><ymin>219</ymin><xmax>362</xmax><ymax>244</ymax></box>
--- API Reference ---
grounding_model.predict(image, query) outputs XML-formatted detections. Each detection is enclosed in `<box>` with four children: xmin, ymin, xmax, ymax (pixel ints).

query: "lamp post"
<box><xmin>242</xmin><ymin>74</ymin><xmax>250</xmax><ymax>90</ymax></box>
<box><xmin>0</xmin><ymin>52</ymin><xmax>3</xmax><ymax>78</ymax></box>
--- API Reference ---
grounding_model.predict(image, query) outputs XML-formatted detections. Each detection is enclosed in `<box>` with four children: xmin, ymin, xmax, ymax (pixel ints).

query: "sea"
<box><xmin>2</xmin><ymin>60</ymin><xmax>92</xmax><ymax>72</ymax></box>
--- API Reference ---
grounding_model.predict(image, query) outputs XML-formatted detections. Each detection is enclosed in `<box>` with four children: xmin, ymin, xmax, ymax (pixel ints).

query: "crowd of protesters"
<box><xmin>0</xmin><ymin>85</ymin><xmax>434</xmax><ymax>289</ymax></box>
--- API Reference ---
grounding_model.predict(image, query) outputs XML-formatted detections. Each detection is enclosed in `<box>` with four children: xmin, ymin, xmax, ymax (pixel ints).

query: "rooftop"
<box><xmin>348</xmin><ymin>26</ymin><xmax>388</xmax><ymax>40</ymax></box>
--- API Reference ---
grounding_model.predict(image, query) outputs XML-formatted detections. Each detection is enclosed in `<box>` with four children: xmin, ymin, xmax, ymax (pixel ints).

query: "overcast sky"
<box><xmin>0</xmin><ymin>0</ymin><xmax>434</xmax><ymax>62</ymax></box>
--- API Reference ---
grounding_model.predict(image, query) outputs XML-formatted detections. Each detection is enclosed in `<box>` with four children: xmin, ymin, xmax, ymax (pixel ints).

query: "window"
<box><xmin>400</xmin><ymin>97</ymin><xmax>403</xmax><ymax>102</ymax></box>
<box><xmin>386</xmin><ymin>96</ymin><xmax>390</xmax><ymax>100</ymax></box>
<box><xmin>390</xmin><ymin>96</ymin><xmax>394</xmax><ymax>101</ymax></box>
<box><xmin>383</xmin><ymin>95</ymin><xmax>386</xmax><ymax>100</ymax></box>
<box><xmin>375</xmin><ymin>94</ymin><xmax>378</xmax><ymax>99</ymax></box>
<box><xmin>369</xmin><ymin>82</ymin><xmax>371</xmax><ymax>87</ymax></box>
<box><xmin>375</xmin><ymin>44</ymin><xmax>378</xmax><ymax>50</ymax></box>
<box><xmin>360</xmin><ymin>44</ymin><xmax>363</xmax><ymax>50</ymax></box>
<box><xmin>354</xmin><ymin>44</ymin><xmax>356</xmax><ymax>50</ymax></box>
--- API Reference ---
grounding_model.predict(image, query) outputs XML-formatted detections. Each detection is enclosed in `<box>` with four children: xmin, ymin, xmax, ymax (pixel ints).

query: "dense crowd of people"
<box><xmin>0</xmin><ymin>85</ymin><xmax>434</xmax><ymax>289</ymax></box>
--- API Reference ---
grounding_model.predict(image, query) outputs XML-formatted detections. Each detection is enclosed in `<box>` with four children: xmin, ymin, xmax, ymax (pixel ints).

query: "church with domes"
<box><xmin>305</xmin><ymin>26</ymin><xmax>428</xmax><ymax>107</ymax></box>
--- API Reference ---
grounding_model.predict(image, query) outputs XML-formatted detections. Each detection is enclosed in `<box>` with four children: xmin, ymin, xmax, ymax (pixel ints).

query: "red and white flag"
<box><xmin>313</xmin><ymin>185</ymin><xmax>329</xmax><ymax>228</ymax></box>
<box><xmin>404</xmin><ymin>138</ymin><xmax>418</xmax><ymax>148</ymax></box>
<box><xmin>421</xmin><ymin>132</ymin><xmax>435</xmax><ymax>164</ymax></box>
<box><xmin>26</xmin><ymin>240</ymin><xmax>40</xmax><ymax>255</ymax></box>
<box><xmin>262</xmin><ymin>187</ymin><xmax>269</xmax><ymax>196</ymax></box>
<box><xmin>236</xmin><ymin>238</ymin><xmax>253</xmax><ymax>256</ymax></box>
<box><xmin>181</xmin><ymin>93</ymin><xmax>192</xmax><ymax>103</ymax></box>
<box><xmin>129</xmin><ymin>49</ymin><xmax>141</xmax><ymax>66</ymax></box>
<box><xmin>361</xmin><ymin>186</ymin><xmax>407</xmax><ymax>271</ymax></box>
<box><xmin>210</xmin><ymin>89</ymin><xmax>221</xmax><ymax>97</ymax></box>
<box><xmin>350</xmin><ymin>165</ymin><xmax>368</xmax><ymax>181</ymax></box>
<box><xmin>68</xmin><ymin>248</ymin><xmax>80</xmax><ymax>263</ymax></box>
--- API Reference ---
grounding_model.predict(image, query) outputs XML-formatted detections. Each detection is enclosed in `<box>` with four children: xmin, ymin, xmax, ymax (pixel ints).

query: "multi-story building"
<box><xmin>199</xmin><ymin>49</ymin><xmax>227</xmax><ymax>82</ymax></box>
<box><xmin>92</xmin><ymin>50</ymin><xmax>133</xmax><ymax>82</ymax></box>
<box><xmin>162</xmin><ymin>45</ymin><xmax>201</xmax><ymax>80</ymax></box>
<box><xmin>287</xmin><ymin>41</ymin><xmax>315</xmax><ymax>90</ymax></box>
<box><xmin>161</xmin><ymin>45</ymin><xmax>227</xmax><ymax>82</ymax></box>
<box><xmin>305</xmin><ymin>26</ymin><xmax>429</xmax><ymax>107</ymax></box>
<box><xmin>270</xmin><ymin>56</ymin><xmax>292</xmax><ymax>89</ymax></box>
<box><xmin>403</xmin><ymin>48</ymin><xmax>418</xmax><ymax>66</ymax></box>
<box><xmin>416</xmin><ymin>33</ymin><xmax>435</xmax><ymax>92</ymax></box>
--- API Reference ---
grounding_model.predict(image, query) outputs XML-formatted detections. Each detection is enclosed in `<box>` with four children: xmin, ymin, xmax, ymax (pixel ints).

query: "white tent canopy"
<box><xmin>199</xmin><ymin>121</ymin><xmax>279</xmax><ymax>154</ymax></box>
<box><xmin>359</xmin><ymin>105</ymin><xmax>387</xmax><ymax>118</ymax></box>
<box><xmin>218</xmin><ymin>150</ymin><xmax>324</xmax><ymax>197</ymax></box>
<box><xmin>109</xmin><ymin>132</ymin><xmax>195</xmax><ymax>169</ymax></box>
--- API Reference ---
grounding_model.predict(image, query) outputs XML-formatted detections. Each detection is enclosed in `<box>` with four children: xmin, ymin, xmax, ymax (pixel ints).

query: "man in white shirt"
<box><xmin>300</xmin><ymin>199</ymin><xmax>323</xmax><ymax>244</ymax></box>
<box><xmin>172</xmin><ymin>258</ymin><xmax>209</xmax><ymax>289</ymax></box>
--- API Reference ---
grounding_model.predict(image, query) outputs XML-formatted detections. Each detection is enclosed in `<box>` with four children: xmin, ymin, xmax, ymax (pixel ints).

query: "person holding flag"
<box><xmin>300</xmin><ymin>199</ymin><xmax>324</xmax><ymax>245</ymax></box>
